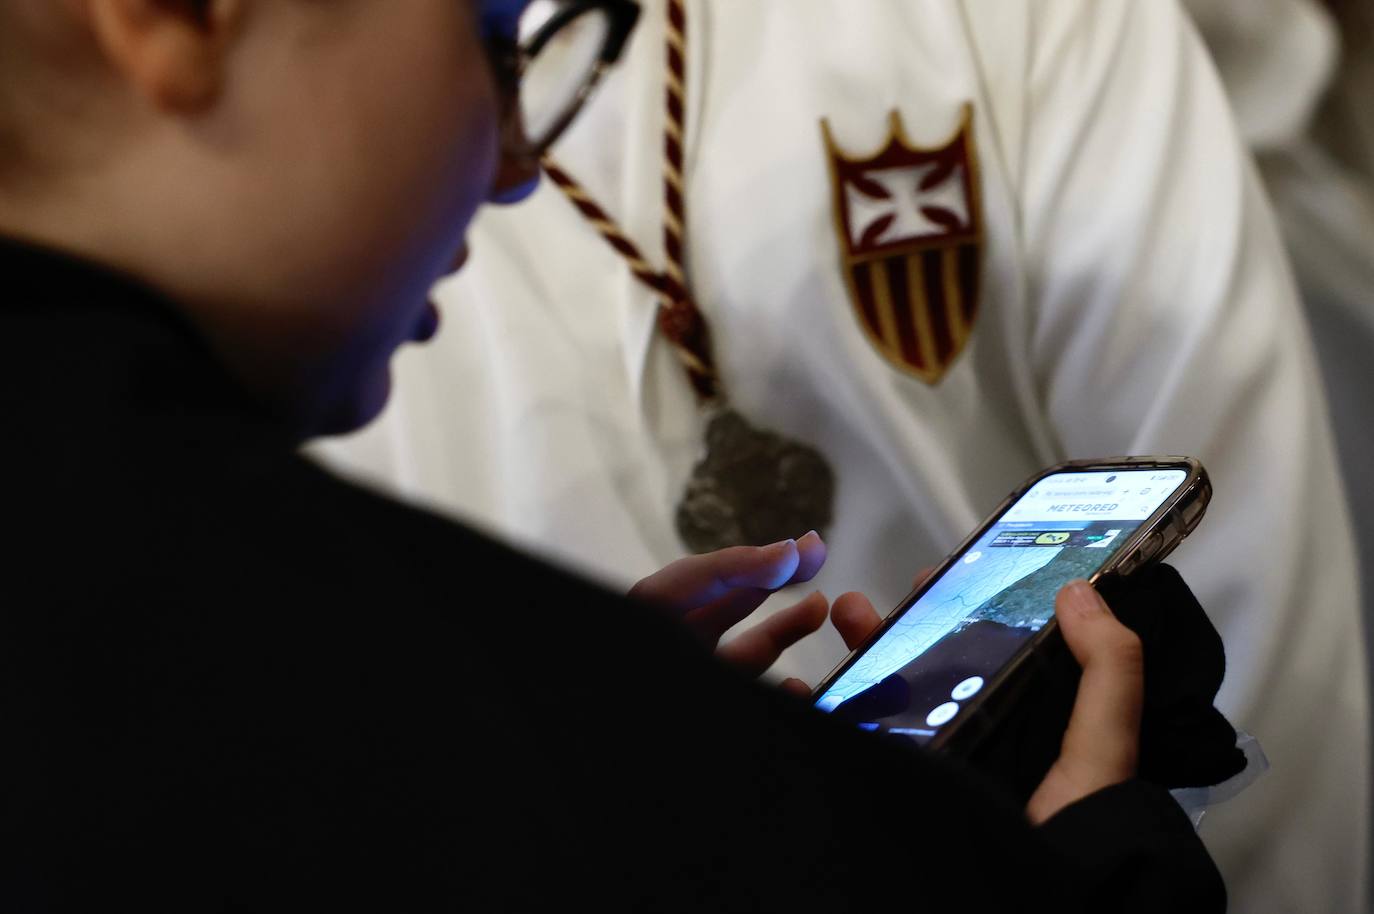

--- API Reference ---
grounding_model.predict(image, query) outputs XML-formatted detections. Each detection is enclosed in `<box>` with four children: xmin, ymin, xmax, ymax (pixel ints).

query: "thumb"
<box><xmin>1028</xmin><ymin>580</ymin><xmax>1143</xmax><ymax>823</ymax></box>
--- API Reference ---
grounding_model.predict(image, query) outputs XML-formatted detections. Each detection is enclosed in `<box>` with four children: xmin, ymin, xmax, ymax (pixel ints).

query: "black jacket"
<box><xmin>0</xmin><ymin>238</ymin><xmax>1224</xmax><ymax>911</ymax></box>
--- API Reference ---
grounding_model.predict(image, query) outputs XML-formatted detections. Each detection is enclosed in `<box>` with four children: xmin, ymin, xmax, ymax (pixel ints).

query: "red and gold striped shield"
<box><xmin>822</xmin><ymin>106</ymin><xmax>983</xmax><ymax>384</ymax></box>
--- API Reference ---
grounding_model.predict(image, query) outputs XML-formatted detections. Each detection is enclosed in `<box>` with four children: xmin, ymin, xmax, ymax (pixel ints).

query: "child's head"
<box><xmin>0</xmin><ymin>0</ymin><xmax>538</xmax><ymax>435</ymax></box>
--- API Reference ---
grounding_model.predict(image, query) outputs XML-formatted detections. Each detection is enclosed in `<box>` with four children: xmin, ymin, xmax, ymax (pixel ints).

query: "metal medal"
<box><xmin>675</xmin><ymin>408</ymin><xmax>836</xmax><ymax>553</ymax></box>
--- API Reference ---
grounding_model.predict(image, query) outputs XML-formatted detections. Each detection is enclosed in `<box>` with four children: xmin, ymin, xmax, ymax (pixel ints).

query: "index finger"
<box><xmin>628</xmin><ymin>540</ymin><xmax>802</xmax><ymax>613</ymax></box>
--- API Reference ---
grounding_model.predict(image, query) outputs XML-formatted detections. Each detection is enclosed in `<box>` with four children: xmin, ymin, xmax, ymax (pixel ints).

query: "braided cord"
<box><xmin>542</xmin><ymin>0</ymin><xmax>720</xmax><ymax>403</ymax></box>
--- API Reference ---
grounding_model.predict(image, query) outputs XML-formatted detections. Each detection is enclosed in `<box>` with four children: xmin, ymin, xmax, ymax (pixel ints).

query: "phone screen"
<box><xmin>814</xmin><ymin>468</ymin><xmax>1189</xmax><ymax>743</ymax></box>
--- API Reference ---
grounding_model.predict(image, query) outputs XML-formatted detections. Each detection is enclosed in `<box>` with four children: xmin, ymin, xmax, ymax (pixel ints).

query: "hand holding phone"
<box><xmin>827</xmin><ymin>577</ymin><xmax>1149</xmax><ymax>822</ymax></box>
<box><xmin>814</xmin><ymin>458</ymin><xmax>1209</xmax><ymax>754</ymax></box>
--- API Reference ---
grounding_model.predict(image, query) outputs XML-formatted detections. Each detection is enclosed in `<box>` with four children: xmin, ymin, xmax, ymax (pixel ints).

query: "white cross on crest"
<box><xmin>844</xmin><ymin>162</ymin><xmax>971</xmax><ymax>249</ymax></box>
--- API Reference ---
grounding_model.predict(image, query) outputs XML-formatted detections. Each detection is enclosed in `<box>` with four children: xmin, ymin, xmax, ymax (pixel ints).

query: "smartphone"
<box><xmin>812</xmin><ymin>457</ymin><xmax>1210</xmax><ymax>754</ymax></box>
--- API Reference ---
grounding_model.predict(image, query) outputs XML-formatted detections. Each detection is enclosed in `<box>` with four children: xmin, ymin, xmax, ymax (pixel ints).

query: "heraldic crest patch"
<box><xmin>822</xmin><ymin>105</ymin><xmax>983</xmax><ymax>384</ymax></box>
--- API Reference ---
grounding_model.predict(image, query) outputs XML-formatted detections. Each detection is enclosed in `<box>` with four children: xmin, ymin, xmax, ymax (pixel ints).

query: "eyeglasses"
<box><xmin>486</xmin><ymin>0</ymin><xmax>641</xmax><ymax>163</ymax></box>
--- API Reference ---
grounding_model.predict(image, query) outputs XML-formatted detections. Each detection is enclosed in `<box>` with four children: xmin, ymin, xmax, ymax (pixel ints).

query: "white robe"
<box><xmin>1191</xmin><ymin>4</ymin><xmax>1374</xmax><ymax>908</ymax></box>
<box><xmin>1189</xmin><ymin>0</ymin><xmax>1374</xmax><ymax>701</ymax></box>
<box><xmin>316</xmin><ymin>2</ymin><xmax>1369</xmax><ymax>910</ymax></box>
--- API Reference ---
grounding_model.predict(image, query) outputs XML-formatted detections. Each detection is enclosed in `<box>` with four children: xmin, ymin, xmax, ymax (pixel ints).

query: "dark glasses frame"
<box><xmin>488</xmin><ymin>0</ymin><xmax>642</xmax><ymax>162</ymax></box>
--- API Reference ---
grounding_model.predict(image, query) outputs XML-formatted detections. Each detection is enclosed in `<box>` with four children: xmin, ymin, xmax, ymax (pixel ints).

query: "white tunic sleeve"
<box><xmin>992</xmin><ymin>2</ymin><xmax>1368</xmax><ymax>910</ymax></box>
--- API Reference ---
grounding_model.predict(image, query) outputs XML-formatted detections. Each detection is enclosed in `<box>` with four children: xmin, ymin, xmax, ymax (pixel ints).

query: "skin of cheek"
<box><xmin>330</xmin><ymin>32</ymin><xmax>500</xmax><ymax>433</ymax></box>
<box><xmin>220</xmin><ymin>2</ymin><xmax>503</xmax><ymax>436</ymax></box>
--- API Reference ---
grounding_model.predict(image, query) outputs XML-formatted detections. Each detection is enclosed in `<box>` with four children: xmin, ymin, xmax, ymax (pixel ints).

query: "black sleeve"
<box><xmin>1</xmin><ymin>461</ymin><xmax>1224</xmax><ymax>912</ymax></box>
<box><xmin>1037</xmin><ymin>780</ymin><xmax>1227</xmax><ymax>912</ymax></box>
<box><xmin>577</xmin><ymin>653</ymin><xmax>1226</xmax><ymax>914</ymax></box>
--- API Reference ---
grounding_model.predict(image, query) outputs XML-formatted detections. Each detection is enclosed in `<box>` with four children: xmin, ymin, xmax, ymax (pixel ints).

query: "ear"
<box><xmin>85</xmin><ymin>0</ymin><xmax>243</xmax><ymax>113</ymax></box>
